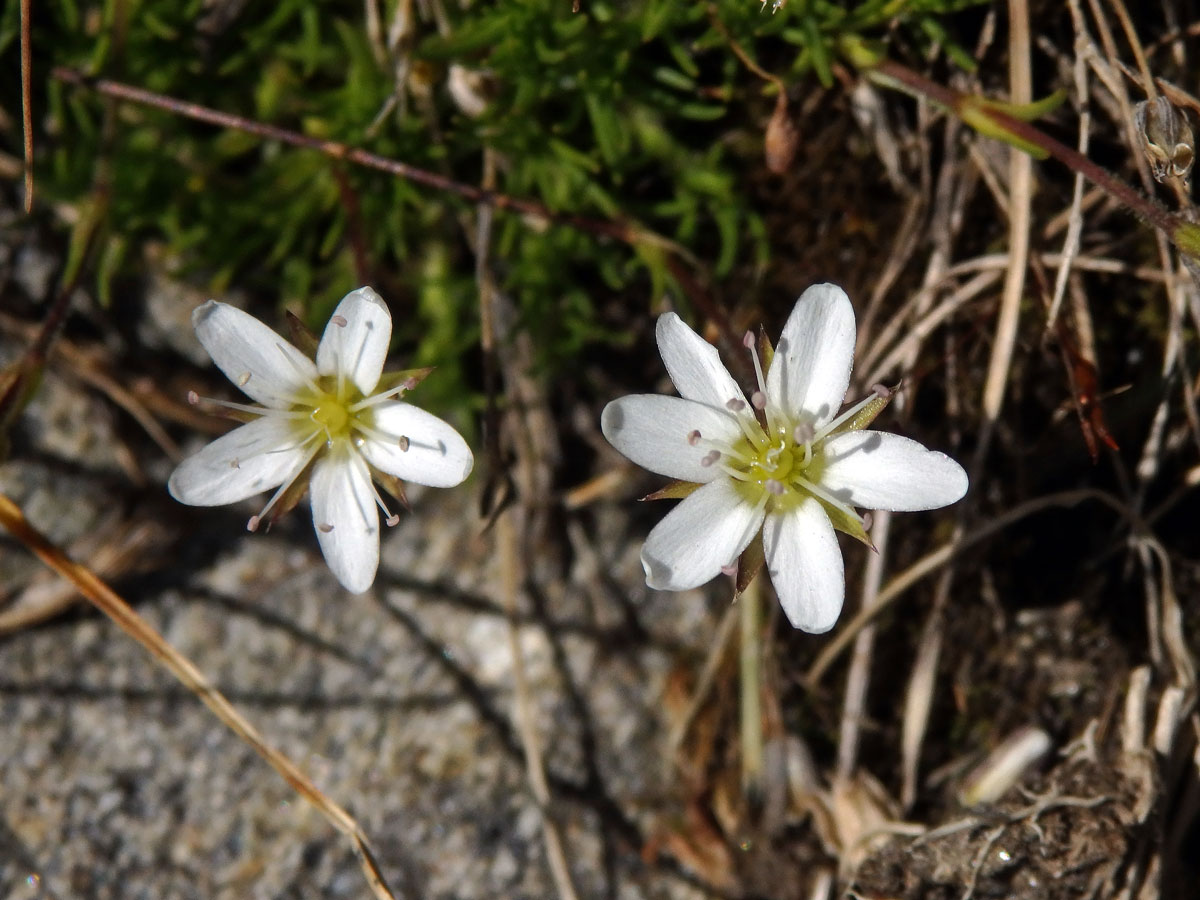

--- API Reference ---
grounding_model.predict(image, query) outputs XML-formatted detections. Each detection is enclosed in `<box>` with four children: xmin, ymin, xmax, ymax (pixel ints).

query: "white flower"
<box><xmin>600</xmin><ymin>283</ymin><xmax>967</xmax><ymax>633</ymax></box>
<box><xmin>168</xmin><ymin>287</ymin><xmax>473</xmax><ymax>594</ymax></box>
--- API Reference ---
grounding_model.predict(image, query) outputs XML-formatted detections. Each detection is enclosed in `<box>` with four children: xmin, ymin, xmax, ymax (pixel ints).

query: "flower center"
<box><xmin>748</xmin><ymin>440</ymin><xmax>796</xmax><ymax>485</ymax></box>
<box><xmin>311</xmin><ymin>393</ymin><xmax>351</xmax><ymax>439</ymax></box>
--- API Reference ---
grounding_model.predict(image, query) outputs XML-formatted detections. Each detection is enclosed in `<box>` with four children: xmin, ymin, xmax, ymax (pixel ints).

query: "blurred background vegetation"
<box><xmin>2</xmin><ymin>0</ymin><xmax>987</xmax><ymax>413</ymax></box>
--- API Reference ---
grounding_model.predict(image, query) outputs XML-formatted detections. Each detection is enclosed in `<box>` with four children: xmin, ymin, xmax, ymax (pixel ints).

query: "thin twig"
<box><xmin>49</xmin><ymin>66</ymin><xmax>684</xmax><ymax>259</ymax></box>
<box><xmin>836</xmin><ymin>510</ymin><xmax>890</xmax><ymax>781</ymax></box>
<box><xmin>0</xmin><ymin>492</ymin><xmax>399</xmax><ymax>900</ymax></box>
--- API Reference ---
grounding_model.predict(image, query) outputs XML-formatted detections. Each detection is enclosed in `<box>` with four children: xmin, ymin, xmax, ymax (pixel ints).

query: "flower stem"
<box><xmin>867</xmin><ymin>58</ymin><xmax>1197</xmax><ymax>261</ymax></box>
<box><xmin>739</xmin><ymin>574</ymin><xmax>764</xmax><ymax>804</ymax></box>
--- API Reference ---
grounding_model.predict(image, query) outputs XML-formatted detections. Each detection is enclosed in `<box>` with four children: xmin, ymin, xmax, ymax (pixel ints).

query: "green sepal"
<box><xmin>735</xmin><ymin>531</ymin><xmax>765</xmax><ymax>597</ymax></box>
<box><xmin>258</xmin><ymin>457</ymin><xmax>316</xmax><ymax>530</ymax></box>
<box><xmin>820</xmin><ymin>497</ymin><xmax>873</xmax><ymax>549</ymax></box>
<box><xmin>642</xmin><ymin>480</ymin><xmax>701</xmax><ymax>501</ymax></box>
<box><xmin>757</xmin><ymin>328</ymin><xmax>774</xmax><ymax>376</ymax></box>
<box><xmin>374</xmin><ymin>471</ymin><xmax>412</xmax><ymax>511</ymax></box>
<box><xmin>376</xmin><ymin>366</ymin><xmax>435</xmax><ymax>394</ymax></box>
<box><xmin>285</xmin><ymin>310</ymin><xmax>320</xmax><ymax>358</ymax></box>
<box><xmin>829</xmin><ymin>384</ymin><xmax>896</xmax><ymax>436</ymax></box>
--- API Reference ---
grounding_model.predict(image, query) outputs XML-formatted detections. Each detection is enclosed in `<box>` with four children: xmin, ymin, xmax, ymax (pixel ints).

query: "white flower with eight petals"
<box><xmin>600</xmin><ymin>283</ymin><xmax>967</xmax><ymax>633</ymax></box>
<box><xmin>168</xmin><ymin>287</ymin><xmax>473</xmax><ymax>593</ymax></box>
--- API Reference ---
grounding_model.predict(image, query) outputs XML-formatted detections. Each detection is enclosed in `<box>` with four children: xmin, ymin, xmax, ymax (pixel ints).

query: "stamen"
<box><xmin>366</xmin><ymin>479</ymin><xmax>399</xmax><ymax>527</ymax></box>
<box><xmin>238</xmin><ymin>371</ymin><xmax>251</xmax><ymax>387</ymax></box>
<box><xmin>247</xmin><ymin>441</ymin><xmax>324</xmax><ymax>532</ymax></box>
<box><xmin>814</xmin><ymin>390</ymin><xmax>883</xmax><ymax>441</ymax></box>
<box><xmin>744</xmin><ymin>331</ymin><xmax>767</xmax><ymax>395</ymax></box>
<box><xmin>688</xmin><ymin>430</ymin><xmax>702</xmax><ymax>446</ymax></box>
<box><xmin>700</xmin><ymin>450</ymin><xmax>721</xmax><ymax>467</ymax></box>
<box><xmin>872</xmin><ymin>383</ymin><xmax>892</xmax><ymax>399</ymax></box>
<box><xmin>398</xmin><ymin>435</ymin><xmax>410</xmax><ymax>452</ymax></box>
<box><xmin>793</xmin><ymin>422</ymin><xmax>815</xmax><ymax>445</ymax></box>
<box><xmin>751</xmin><ymin>390</ymin><xmax>766</xmax><ymax>411</ymax></box>
<box><xmin>189</xmin><ymin>393</ymin><xmax>310</xmax><ymax>420</ymax></box>
<box><xmin>764</xmin><ymin>478</ymin><xmax>785</xmax><ymax>496</ymax></box>
<box><xmin>349</xmin><ymin>381</ymin><xmax>414</xmax><ymax>411</ymax></box>
<box><xmin>317</xmin><ymin>523</ymin><xmax>334</xmax><ymax>533</ymax></box>
<box><xmin>793</xmin><ymin>474</ymin><xmax>862</xmax><ymax>525</ymax></box>
<box><xmin>331</xmin><ymin>315</ymin><xmax>348</xmax><ymax>327</ymax></box>
<box><xmin>862</xmin><ymin>511</ymin><xmax>874</xmax><ymax>531</ymax></box>
<box><xmin>721</xmin><ymin>562</ymin><xmax>738</xmax><ymax>577</ymax></box>
<box><xmin>724</xmin><ymin>397</ymin><xmax>770</xmax><ymax>451</ymax></box>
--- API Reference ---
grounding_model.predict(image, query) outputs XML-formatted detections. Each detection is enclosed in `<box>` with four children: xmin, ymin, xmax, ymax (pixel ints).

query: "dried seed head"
<box><xmin>765</xmin><ymin>93</ymin><xmax>799</xmax><ymax>175</ymax></box>
<box><xmin>1134</xmin><ymin>96</ymin><xmax>1195</xmax><ymax>183</ymax></box>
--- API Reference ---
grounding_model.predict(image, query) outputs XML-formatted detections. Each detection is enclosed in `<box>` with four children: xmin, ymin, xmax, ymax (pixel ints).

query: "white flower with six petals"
<box><xmin>168</xmin><ymin>287</ymin><xmax>473</xmax><ymax>593</ymax></box>
<box><xmin>600</xmin><ymin>283</ymin><xmax>967</xmax><ymax>633</ymax></box>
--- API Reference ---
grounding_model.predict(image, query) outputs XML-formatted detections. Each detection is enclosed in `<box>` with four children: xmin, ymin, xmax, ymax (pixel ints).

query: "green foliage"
<box><xmin>2</xmin><ymin>0</ymin><xmax>982</xmax><ymax>413</ymax></box>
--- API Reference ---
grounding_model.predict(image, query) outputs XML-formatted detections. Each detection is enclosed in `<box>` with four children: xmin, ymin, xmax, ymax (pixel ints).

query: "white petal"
<box><xmin>641</xmin><ymin>478</ymin><xmax>765</xmax><ymax>591</ymax></box>
<box><xmin>656</xmin><ymin>313</ymin><xmax>751</xmax><ymax>413</ymax></box>
<box><xmin>193</xmin><ymin>301</ymin><xmax>317</xmax><ymax>407</ymax></box>
<box><xmin>601</xmin><ymin>395</ymin><xmax>743</xmax><ymax>483</ymax></box>
<box><xmin>310</xmin><ymin>444</ymin><xmax>380</xmax><ymax>594</ymax></box>
<box><xmin>359</xmin><ymin>401</ymin><xmax>473</xmax><ymax>488</ymax></box>
<box><xmin>765</xmin><ymin>283</ymin><xmax>856</xmax><ymax>426</ymax></box>
<box><xmin>763</xmin><ymin>500</ymin><xmax>845</xmax><ymax>633</ymax></box>
<box><xmin>317</xmin><ymin>287</ymin><xmax>392</xmax><ymax>396</ymax></box>
<box><xmin>819</xmin><ymin>431</ymin><xmax>969</xmax><ymax>511</ymax></box>
<box><xmin>168</xmin><ymin>417</ymin><xmax>313</xmax><ymax>506</ymax></box>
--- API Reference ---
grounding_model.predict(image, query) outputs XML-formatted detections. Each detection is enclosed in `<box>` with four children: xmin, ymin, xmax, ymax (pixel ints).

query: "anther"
<box><xmin>751</xmin><ymin>390</ymin><xmax>766</xmax><ymax>411</ymax></box>
<box><xmin>385</xmin><ymin>513</ymin><xmax>400</xmax><ymax>527</ymax></box>
<box><xmin>247</xmin><ymin>515</ymin><xmax>261</xmax><ymax>532</ymax></box>
<box><xmin>331</xmin><ymin>315</ymin><xmax>348</xmax><ymax>327</ymax></box>
<box><xmin>765</xmin><ymin>478</ymin><xmax>785</xmax><ymax>496</ymax></box>
<box><xmin>726</xmin><ymin>398</ymin><xmax>746</xmax><ymax>412</ymax></box>
<box><xmin>793</xmin><ymin>422</ymin><xmax>814</xmax><ymax>444</ymax></box>
<box><xmin>229</xmin><ymin>458</ymin><xmax>240</xmax><ymax>469</ymax></box>
<box><xmin>688</xmin><ymin>430</ymin><xmax>702</xmax><ymax>446</ymax></box>
<box><xmin>398</xmin><ymin>435</ymin><xmax>410</xmax><ymax>452</ymax></box>
<box><xmin>872</xmin><ymin>383</ymin><xmax>892</xmax><ymax>398</ymax></box>
<box><xmin>317</xmin><ymin>522</ymin><xmax>334</xmax><ymax>533</ymax></box>
<box><xmin>862</xmin><ymin>511</ymin><xmax>873</xmax><ymax>531</ymax></box>
<box><xmin>238</xmin><ymin>371</ymin><xmax>251</xmax><ymax>387</ymax></box>
<box><xmin>742</xmin><ymin>331</ymin><xmax>756</xmax><ymax>350</ymax></box>
<box><xmin>700</xmin><ymin>450</ymin><xmax>721</xmax><ymax>467</ymax></box>
<box><xmin>721</xmin><ymin>562</ymin><xmax>738</xmax><ymax>577</ymax></box>
<box><xmin>187</xmin><ymin>390</ymin><xmax>201</xmax><ymax>405</ymax></box>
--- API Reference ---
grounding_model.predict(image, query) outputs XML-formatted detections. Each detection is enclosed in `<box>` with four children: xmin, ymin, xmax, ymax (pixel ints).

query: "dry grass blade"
<box><xmin>0</xmin><ymin>492</ymin><xmax>399</xmax><ymax>900</ymax></box>
<box><xmin>973</xmin><ymin>0</ymin><xmax>1033</xmax><ymax>472</ymax></box>
<box><xmin>805</xmin><ymin>488</ymin><xmax>1137</xmax><ymax>687</ymax></box>
<box><xmin>20</xmin><ymin>0</ymin><xmax>32</xmax><ymax>210</ymax></box>
<box><xmin>836</xmin><ymin>510</ymin><xmax>891</xmax><ymax>781</ymax></box>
